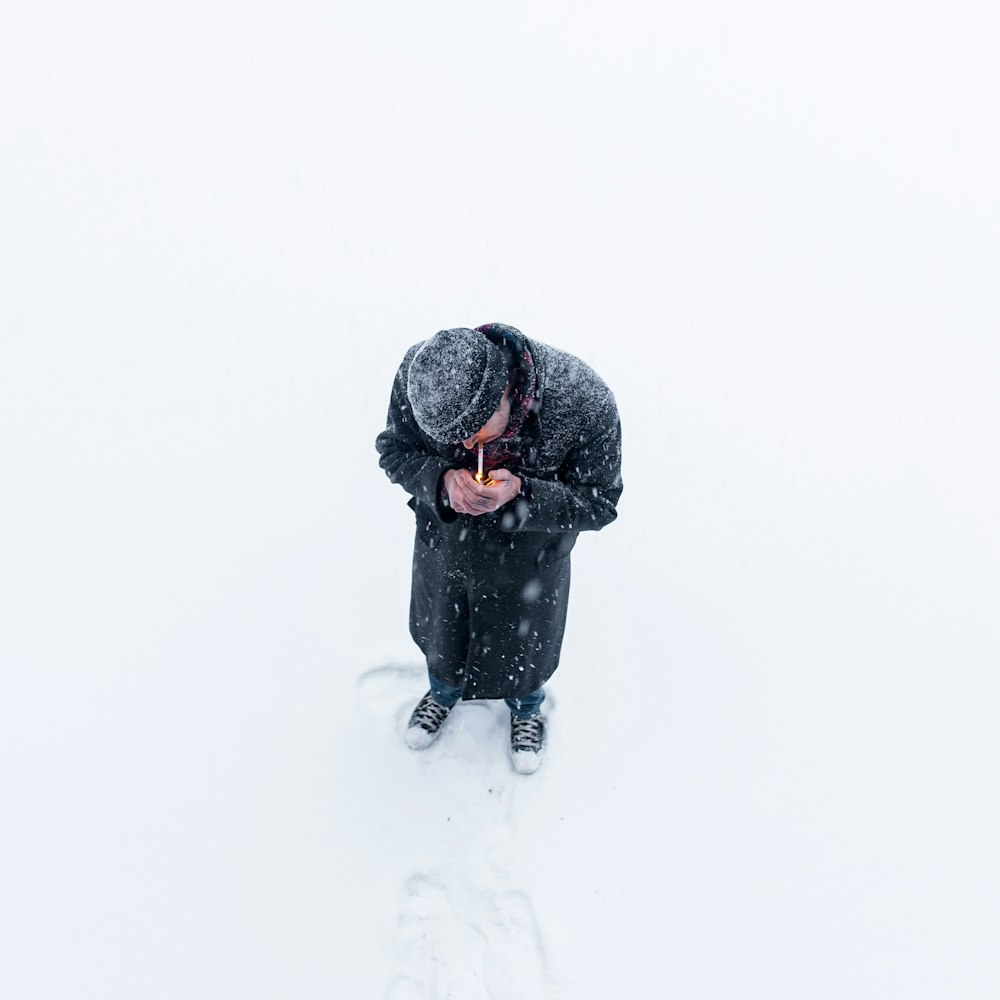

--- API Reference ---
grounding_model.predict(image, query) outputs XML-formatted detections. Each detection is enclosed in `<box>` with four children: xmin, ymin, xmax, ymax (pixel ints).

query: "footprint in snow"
<box><xmin>384</xmin><ymin>871</ymin><xmax>548</xmax><ymax>1000</ymax></box>
<box><xmin>356</xmin><ymin>663</ymin><xmax>423</xmax><ymax>712</ymax></box>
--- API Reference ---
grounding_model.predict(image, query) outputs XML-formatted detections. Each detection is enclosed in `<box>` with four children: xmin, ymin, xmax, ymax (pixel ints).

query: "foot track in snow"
<box><xmin>384</xmin><ymin>870</ymin><xmax>548</xmax><ymax>1000</ymax></box>
<box><xmin>358</xmin><ymin>664</ymin><xmax>551</xmax><ymax>998</ymax></box>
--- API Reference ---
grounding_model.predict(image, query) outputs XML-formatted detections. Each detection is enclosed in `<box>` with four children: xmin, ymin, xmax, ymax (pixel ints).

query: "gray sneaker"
<box><xmin>510</xmin><ymin>713</ymin><xmax>545</xmax><ymax>774</ymax></box>
<box><xmin>405</xmin><ymin>691</ymin><xmax>453</xmax><ymax>749</ymax></box>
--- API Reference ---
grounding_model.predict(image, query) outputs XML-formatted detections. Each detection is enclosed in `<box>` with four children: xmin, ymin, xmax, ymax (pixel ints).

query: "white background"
<box><xmin>2</xmin><ymin>2</ymin><xmax>998</xmax><ymax>997</ymax></box>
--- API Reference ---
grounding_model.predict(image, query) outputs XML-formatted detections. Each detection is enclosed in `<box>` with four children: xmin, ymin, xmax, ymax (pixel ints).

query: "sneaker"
<box><xmin>405</xmin><ymin>691</ymin><xmax>453</xmax><ymax>749</ymax></box>
<box><xmin>510</xmin><ymin>713</ymin><xmax>545</xmax><ymax>774</ymax></box>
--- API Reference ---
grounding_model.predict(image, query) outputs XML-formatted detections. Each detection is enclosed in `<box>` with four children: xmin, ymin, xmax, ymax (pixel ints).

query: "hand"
<box><xmin>443</xmin><ymin>468</ymin><xmax>522</xmax><ymax>516</ymax></box>
<box><xmin>484</xmin><ymin>468</ymin><xmax>522</xmax><ymax>511</ymax></box>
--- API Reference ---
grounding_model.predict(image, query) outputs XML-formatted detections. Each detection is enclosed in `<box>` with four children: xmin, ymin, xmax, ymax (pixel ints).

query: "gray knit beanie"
<box><xmin>407</xmin><ymin>328</ymin><xmax>509</xmax><ymax>442</ymax></box>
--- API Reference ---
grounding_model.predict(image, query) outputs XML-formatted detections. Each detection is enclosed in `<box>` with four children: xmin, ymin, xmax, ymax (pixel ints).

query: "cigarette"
<box><xmin>478</xmin><ymin>444</ymin><xmax>484</xmax><ymax>480</ymax></box>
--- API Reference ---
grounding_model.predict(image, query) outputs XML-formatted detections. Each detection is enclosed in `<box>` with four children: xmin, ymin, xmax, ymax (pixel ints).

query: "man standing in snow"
<box><xmin>375</xmin><ymin>323</ymin><xmax>622</xmax><ymax>774</ymax></box>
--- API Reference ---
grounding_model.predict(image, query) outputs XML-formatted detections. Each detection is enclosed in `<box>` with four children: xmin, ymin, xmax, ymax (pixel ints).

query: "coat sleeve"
<box><xmin>500</xmin><ymin>405</ymin><xmax>623</xmax><ymax>534</ymax></box>
<box><xmin>374</xmin><ymin>354</ymin><xmax>457</xmax><ymax>521</ymax></box>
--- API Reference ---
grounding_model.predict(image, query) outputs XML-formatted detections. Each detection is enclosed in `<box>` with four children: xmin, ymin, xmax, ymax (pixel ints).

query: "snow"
<box><xmin>2</xmin><ymin>3</ymin><xmax>999</xmax><ymax>1000</ymax></box>
<box><xmin>359</xmin><ymin>666</ymin><xmax>551</xmax><ymax>996</ymax></box>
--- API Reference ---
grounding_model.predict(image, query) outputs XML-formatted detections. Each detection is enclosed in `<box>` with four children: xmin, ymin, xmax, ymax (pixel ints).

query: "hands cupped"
<box><xmin>443</xmin><ymin>468</ymin><xmax>521</xmax><ymax>516</ymax></box>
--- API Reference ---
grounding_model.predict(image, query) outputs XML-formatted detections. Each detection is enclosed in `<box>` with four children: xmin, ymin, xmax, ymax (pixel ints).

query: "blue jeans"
<box><xmin>429</xmin><ymin>673</ymin><xmax>545</xmax><ymax>720</ymax></box>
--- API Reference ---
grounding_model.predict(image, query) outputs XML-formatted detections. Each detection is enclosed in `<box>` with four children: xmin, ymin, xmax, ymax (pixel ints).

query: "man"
<box><xmin>375</xmin><ymin>323</ymin><xmax>622</xmax><ymax>774</ymax></box>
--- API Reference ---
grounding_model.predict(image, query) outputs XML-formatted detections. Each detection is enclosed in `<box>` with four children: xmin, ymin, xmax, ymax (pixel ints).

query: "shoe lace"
<box><xmin>511</xmin><ymin>715</ymin><xmax>543</xmax><ymax>751</ymax></box>
<box><xmin>412</xmin><ymin>695</ymin><xmax>450</xmax><ymax>730</ymax></box>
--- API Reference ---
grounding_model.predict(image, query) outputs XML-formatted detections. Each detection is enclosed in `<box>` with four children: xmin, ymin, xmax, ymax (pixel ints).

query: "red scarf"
<box><xmin>480</xmin><ymin>344</ymin><xmax>537</xmax><ymax>474</ymax></box>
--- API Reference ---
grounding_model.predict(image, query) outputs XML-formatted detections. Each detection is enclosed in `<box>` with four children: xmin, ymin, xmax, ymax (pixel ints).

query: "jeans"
<box><xmin>429</xmin><ymin>673</ymin><xmax>545</xmax><ymax>720</ymax></box>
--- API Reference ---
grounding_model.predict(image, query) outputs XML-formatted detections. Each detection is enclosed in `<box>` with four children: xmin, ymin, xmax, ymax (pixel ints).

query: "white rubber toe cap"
<box><xmin>511</xmin><ymin>748</ymin><xmax>543</xmax><ymax>774</ymax></box>
<box><xmin>405</xmin><ymin>725</ymin><xmax>438</xmax><ymax>750</ymax></box>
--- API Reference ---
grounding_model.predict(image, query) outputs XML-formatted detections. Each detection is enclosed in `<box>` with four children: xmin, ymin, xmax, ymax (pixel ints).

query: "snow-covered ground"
<box><xmin>2</xmin><ymin>3</ymin><xmax>999</xmax><ymax>998</ymax></box>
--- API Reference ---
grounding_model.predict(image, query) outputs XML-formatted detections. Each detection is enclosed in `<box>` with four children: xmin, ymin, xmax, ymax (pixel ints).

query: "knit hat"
<box><xmin>407</xmin><ymin>328</ymin><xmax>509</xmax><ymax>442</ymax></box>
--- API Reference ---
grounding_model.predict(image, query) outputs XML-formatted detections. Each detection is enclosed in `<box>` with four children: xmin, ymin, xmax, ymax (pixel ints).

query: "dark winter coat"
<box><xmin>375</xmin><ymin>333</ymin><xmax>623</xmax><ymax>700</ymax></box>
